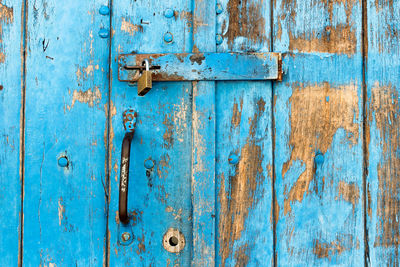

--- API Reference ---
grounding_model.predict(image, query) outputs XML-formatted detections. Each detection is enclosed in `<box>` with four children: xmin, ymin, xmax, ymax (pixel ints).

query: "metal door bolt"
<box><xmin>228</xmin><ymin>153</ymin><xmax>239</xmax><ymax>164</ymax></box>
<box><xmin>99</xmin><ymin>5</ymin><xmax>109</xmax><ymax>15</ymax></box>
<box><xmin>216</xmin><ymin>34</ymin><xmax>223</xmax><ymax>45</ymax></box>
<box><xmin>164</xmin><ymin>9</ymin><xmax>174</xmax><ymax>18</ymax></box>
<box><xmin>98</xmin><ymin>28</ymin><xmax>109</xmax><ymax>38</ymax></box>
<box><xmin>164</xmin><ymin>32</ymin><xmax>173</xmax><ymax>43</ymax></box>
<box><xmin>121</xmin><ymin>232</ymin><xmax>131</xmax><ymax>242</ymax></box>
<box><xmin>58</xmin><ymin>156</ymin><xmax>69</xmax><ymax>167</ymax></box>
<box><xmin>216</xmin><ymin>3</ymin><xmax>223</xmax><ymax>14</ymax></box>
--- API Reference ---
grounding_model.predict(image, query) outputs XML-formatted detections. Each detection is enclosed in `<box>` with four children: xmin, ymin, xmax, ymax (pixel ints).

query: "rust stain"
<box><xmin>0</xmin><ymin>52</ymin><xmax>4</xmax><ymax>63</ymax></box>
<box><xmin>283</xmin><ymin>82</ymin><xmax>359</xmax><ymax>214</ymax></box>
<box><xmin>120</xmin><ymin>17</ymin><xmax>143</xmax><ymax>35</ymax></box>
<box><xmin>231</xmin><ymin>98</ymin><xmax>243</xmax><ymax>129</ymax></box>
<box><xmin>189</xmin><ymin>53</ymin><xmax>205</xmax><ymax>65</ymax></box>
<box><xmin>336</xmin><ymin>181</ymin><xmax>360</xmax><ymax>210</ymax></box>
<box><xmin>69</xmin><ymin>86</ymin><xmax>101</xmax><ymax>109</ymax></box>
<box><xmin>313</xmin><ymin>234</ymin><xmax>355</xmax><ymax>260</ymax></box>
<box><xmin>369</xmin><ymin>83</ymin><xmax>400</xmax><ymax>258</ymax></box>
<box><xmin>136</xmin><ymin>234</ymin><xmax>146</xmax><ymax>254</ymax></box>
<box><xmin>130</xmin><ymin>209</ymin><xmax>143</xmax><ymax>227</ymax></box>
<box><xmin>219</xmin><ymin>98</ymin><xmax>266</xmax><ymax>266</ymax></box>
<box><xmin>224</xmin><ymin>0</ymin><xmax>267</xmax><ymax>49</ymax></box>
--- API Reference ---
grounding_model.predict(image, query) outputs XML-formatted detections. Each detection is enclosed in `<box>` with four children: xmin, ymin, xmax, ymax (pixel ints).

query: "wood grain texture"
<box><xmin>108</xmin><ymin>0</ymin><xmax>194</xmax><ymax>265</ymax></box>
<box><xmin>0</xmin><ymin>0</ymin><xmax>22</xmax><ymax>265</ymax></box>
<box><xmin>22</xmin><ymin>0</ymin><xmax>109</xmax><ymax>265</ymax></box>
<box><xmin>366</xmin><ymin>1</ymin><xmax>400</xmax><ymax>265</ymax></box>
<box><xmin>273</xmin><ymin>0</ymin><xmax>364</xmax><ymax>265</ymax></box>
<box><xmin>216</xmin><ymin>0</ymin><xmax>274</xmax><ymax>266</ymax></box>
<box><xmin>191</xmin><ymin>0</ymin><xmax>216</xmax><ymax>266</ymax></box>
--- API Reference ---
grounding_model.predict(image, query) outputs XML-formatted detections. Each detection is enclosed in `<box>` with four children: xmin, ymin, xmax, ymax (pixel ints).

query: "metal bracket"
<box><xmin>118</xmin><ymin>52</ymin><xmax>282</xmax><ymax>82</ymax></box>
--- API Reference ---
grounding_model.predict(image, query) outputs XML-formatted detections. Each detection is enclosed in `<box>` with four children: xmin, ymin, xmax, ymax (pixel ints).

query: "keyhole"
<box><xmin>169</xmin><ymin>236</ymin><xmax>178</xmax><ymax>246</ymax></box>
<box><xmin>163</xmin><ymin>228</ymin><xmax>185</xmax><ymax>253</ymax></box>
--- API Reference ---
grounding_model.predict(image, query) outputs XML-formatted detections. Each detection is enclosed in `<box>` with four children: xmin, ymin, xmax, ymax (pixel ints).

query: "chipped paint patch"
<box><xmin>234</xmin><ymin>244</ymin><xmax>250</xmax><ymax>266</ymax></box>
<box><xmin>289</xmin><ymin>24</ymin><xmax>357</xmax><ymax>55</ymax></box>
<box><xmin>219</xmin><ymin>98</ymin><xmax>266</xmax><ymax>266</ymax></box>
<box><xmin>0</xmin><ymin>1</ymin><xmax>13</xmax><ymax>64</ymax></box>
<box><xmin>68</xmin><ymin>87</ymin><xmax>101</xmax><ymax>109</ymax></box>
<box><xmin>121</xmin><ymin>17</ymin><xmax>143</xmax><ymax>35</ymax></box>
<box><xmin>279</xmin><ymin>0</ymin><xmax>359</xmax><ymax>55</ymax></box>
<box><xmin>369</xmin><ymin>83</ymin><xmax>400</xmax><ymax>253</ymax></box>
<box><xmin>172</xmin><ymin>90</ymin><xmax>190</xmax><ymax>143</ymax></box>
<box><xmin>162</xmin><ymin>114</ymin><xmax>174</xmax><ymax>149</ymax></box>
<box><xmin>58</xmin><ymin>197</ymin><xmax>65</xmax><ymax>226</ymax></box>
<box><xmin>224</xmin><ymin>0</ymin><xmax>267</xmax><ymax>49</ymax></box>
<box><xmin>283</xmin><ymin>82</ymin><xmax>359</xmax><ymax>214</ymax></box>
<box><xmin>76</xmin><ymin>64</ymin><xmax>99</xmax><ymax>81</ymax></box>
<box><xmin>336</xmin><ymin>180</ymin><xmax>360</xmax><ymax>210</ymax></box>
<box><xmin>231</xmin><ymin>98</ymin><xmax>243</xmax><ymax>129</ymax></box>
<box><xmin>0</xmin><ymin>2</ymin><xmax>13</xmax><ymax>25</ymax></box>
<box><xmin>313</xmin><ymin>234</ymin><xmax>356</xmax><ymax>260</ymax></box>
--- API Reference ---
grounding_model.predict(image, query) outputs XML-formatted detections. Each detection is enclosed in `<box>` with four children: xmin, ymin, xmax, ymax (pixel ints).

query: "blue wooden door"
<box><xmin>1</xmin><ymin>0</ymin><xmax>400</xmax><ymax>266</ymax></box>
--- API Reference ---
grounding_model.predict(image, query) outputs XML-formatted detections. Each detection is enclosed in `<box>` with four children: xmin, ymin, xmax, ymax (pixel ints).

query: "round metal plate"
<box><xmin>162</xmin><ymin>228</ymin><xmax>185</xmax><ymax>253</ymax></box>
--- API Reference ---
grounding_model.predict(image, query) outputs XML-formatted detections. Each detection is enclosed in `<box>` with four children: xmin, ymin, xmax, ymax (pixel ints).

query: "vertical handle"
<box><xmin>119</xmin><ymin>110</ymin><xmax>137</xmax><ymax>224</ymax></box>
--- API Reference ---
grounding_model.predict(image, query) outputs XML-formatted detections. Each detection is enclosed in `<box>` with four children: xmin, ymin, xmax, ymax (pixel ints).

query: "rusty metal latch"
<box><xmin>118</xmin><ymin>52</ymin><xmax>282</xmax><ymax>94</ymax></box>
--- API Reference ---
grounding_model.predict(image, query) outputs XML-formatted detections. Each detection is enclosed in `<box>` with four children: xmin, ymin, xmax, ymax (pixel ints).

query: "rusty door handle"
<box><xmin>119</xmin><ymin>110</ymin><xmax>137</xmax><ymax>224</ymax></box>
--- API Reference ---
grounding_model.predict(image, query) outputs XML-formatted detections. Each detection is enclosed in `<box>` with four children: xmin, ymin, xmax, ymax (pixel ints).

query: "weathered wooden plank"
<box><xmin>108</xmin><ymin>1</ymin><xmax>194</xmax><ymax>266</ymax></box>
<box><xmin>0</xmin><ymin>0</ymin><xmax>23</xmax><ymax>265</ymax></box>
<box><xmin>23</xmin><ymin>1</ymin><xmax>109</xmax><ymax>265</ymax></box>
<box><xmin>215</xmin><ymin>0</ymin><xmax>274</xmax><ymax>266</ymax></box>
<box><xmin>366</xmin><ymin>1</ymin><xmax>400</xmax><ymax>265</ymax></box>
<box><xmin>191</xmin><ymin>0</ymin><xmax>216</xmax><ymax>265</ymax></box>
<box><xmin>118</xmin><ymin>52</ymin><xmax>282</xmax><ymax>82</ymax></box>
<box><xmin>273</xmin><ymin>0</ymin><xmax>364</xmax><ymax>265</ymax></box>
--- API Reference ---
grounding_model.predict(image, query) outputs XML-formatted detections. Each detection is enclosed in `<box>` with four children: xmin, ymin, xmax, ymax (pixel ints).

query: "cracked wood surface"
<box><xmin>273</xmin><ymin>0</ymin><xmax>364</xmax><ymax>265</ymax></box>
<box><xmin>0</xmin><ymin>0</ymin><xmax>399</xmax><ymax>266</ymax></box>
<box><xmin>0</xmin><ymin>0</ymin><xmax>21</xmax><ymax>266</ymax></box>
<box><xmin>22</xmin><ymin>0</ymin><xmax>110</xmax><ymax>265</ymax></box>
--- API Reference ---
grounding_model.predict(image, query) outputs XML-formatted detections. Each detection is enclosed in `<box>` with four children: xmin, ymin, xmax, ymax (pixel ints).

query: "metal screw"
<box><xmin>216</xmin><ymin>34</ymin><xmax>223</xmax><ymax>45</ymax></box>
<box><xmin>216</xmin><ymin>3</ymin><xmax>223</xmax><ymax>14</ymax></box>
<box><xmin>228</xmin><ymin>153</ymin><xmax>239</xmax><ymax>165</ymax></box>
<box><xmin>99</xmin><ymin>5</ymin><xmax>109</xmax><ymax>15</ymax></box>
<box><xmin>163</xmin><ymin>32</ymin><xmax>173</xmax><ymax>43</ymax></box>
<box><xmin>164</xmin><ymin>8</ymin><xmax>174</xmax><ymax>18</ymax></box>
<box><xmin>121</xmin><ymin>232</ymin><xmax>131</xmax><ymax>242</ymax></box>
<box><xmin>58</xmin><ymin>156</ymin><xmax>68</xmax><ymax>168</ymax></box>
<box><xmin>144</xmin><ymin>159</ymin><xmax>154</xmax><ymax>169</ymax></box>
<box><xmin>98</xmin><ymin>28</ymin><xmax>109</xmax><ymax>38</ymax></box>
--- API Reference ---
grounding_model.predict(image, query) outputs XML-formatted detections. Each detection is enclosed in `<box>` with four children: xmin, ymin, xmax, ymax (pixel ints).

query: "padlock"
<box><xmin>137</xmin><ymin>59</ymin><xmax>152</xmax><ymax>96</ymax></box>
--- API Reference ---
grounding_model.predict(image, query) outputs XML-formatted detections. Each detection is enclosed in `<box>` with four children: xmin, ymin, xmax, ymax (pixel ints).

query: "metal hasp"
<box><xmin>118</xmin><ymin>52</ymin><xmax>283</xmax><ymax>82</ymax></box>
